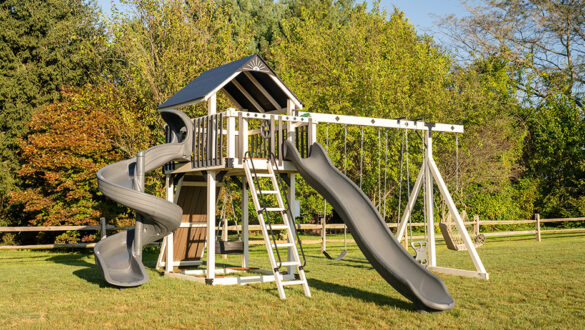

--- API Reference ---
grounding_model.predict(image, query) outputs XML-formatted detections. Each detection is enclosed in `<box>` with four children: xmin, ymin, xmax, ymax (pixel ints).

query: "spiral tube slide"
<box><xmin>94</xmin><ymin>110</ymin><xmax>193</xmax><ymax>287</ymax></box>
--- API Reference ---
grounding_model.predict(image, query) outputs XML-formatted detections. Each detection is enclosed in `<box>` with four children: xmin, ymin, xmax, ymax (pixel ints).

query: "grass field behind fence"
<box><xmin>1</xmin><ymin>233</ymin><xmax>584</xmax><ymax>328</ymax></box>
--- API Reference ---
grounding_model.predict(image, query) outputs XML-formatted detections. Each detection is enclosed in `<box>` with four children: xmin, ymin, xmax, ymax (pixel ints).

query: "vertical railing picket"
<box><xmin>270</xmin><ymin>116</ymin><xmax>275</xmax><ymax>159</ymax></box>
<box><xmin>238</xmin><ymin>112</ymin><xmax>244</xmax><ymax>163</ymax></box>
<box><xmin>301</xmin><ymin>124</ymin><xmax>305</xmax><ymax>158</ymax></box>
<box><xmin>278</xmin><ymin>117</ymin><xmax>283</xmax><ymax>165</ymax></box>
<box><xmin>197</xmin><ymin>118</ymin><xmax>201</xmax><ymax>168</ymax></box>
<box><xmin>204</xmin><ymin>117</ymin><xmax>208</xmax><ymax>167</ymax></box>
<box><xmin>206</xmin><ymin>115</ymin><xmax>212</xmax><ymax>167</ymax></box>
<box><xmin>217</xmin><ymin>113</ymin><xmax>223</xmax><ymax>166</ymax></box>
<box><xmin>295</xmin><ymin>126</ymin><xmax>300</xmax><ymax>156</ymax></box>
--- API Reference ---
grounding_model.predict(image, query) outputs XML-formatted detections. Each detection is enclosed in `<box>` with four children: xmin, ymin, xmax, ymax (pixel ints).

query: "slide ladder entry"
<box><xmin>243</xmin><ymin>153</ymin><xmax>310</xmax><ymax>299</ymax></box>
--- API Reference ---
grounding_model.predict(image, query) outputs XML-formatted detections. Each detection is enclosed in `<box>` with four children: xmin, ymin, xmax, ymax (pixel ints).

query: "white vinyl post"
<box><xmin>286</xmin><ymin>99</ymin><xmax>297</xmax><ymax>276</ymax></box>
<box><xmin>227</xmin><ymin>110</ymin><xmax>236</xmax><ymax>158</ymax></box>
<box><xmin>424</xmin><ymin>130</ymin><xmax>436</xmax><ymax>267</ymax></box>
<box><xmin>206</xmin><ymin>171</ymin><xmax>216</xmax><ymax>282</ymax></box>
<box><xmin>165</xmin><ymin>175</ymin><xmax>174</xmax><ymax>274</ymax></box>
<box><xmin>239</xmin><ymin>113</ymin><xmax>248</xmax><ymax>161</ymax></box>
<box><xmin>206</xmin><ymin>94</ymin><xmax>218</xmax><ymax>283</ymax></box>
<box><xmin>286</xmin><ymin>99</ymin><xmax>295</xmax><ymax>140</ymax></box>
<box><xmin>287</xmin><ymin>173</ymin><xmax>297</xmax><ymax>276</ymax></box>
<box><xmin>241</xmin><ymin>177</ymin><xmax>249</xmax><ymax>268</ymax></box>
<box><xmin>208</xmin><ymin>93</ymin><xmax>216</xmax><ymax>115</ymax></box>
<box><xmin>308</xmin><ymin>118</ymin><xmax>317</xmax><ymax>145</ymax></box>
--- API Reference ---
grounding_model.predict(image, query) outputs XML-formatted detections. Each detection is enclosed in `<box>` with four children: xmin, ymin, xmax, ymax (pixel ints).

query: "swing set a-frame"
<box><xmin>312</xmin><ymin>113</ymin><xmax>489</xmax><ymax>280</ymax></box>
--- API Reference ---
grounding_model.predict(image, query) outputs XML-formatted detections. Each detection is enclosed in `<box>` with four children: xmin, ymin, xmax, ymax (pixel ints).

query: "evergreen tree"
<box><xmin>0</xmin><ymin>0</ymin><xmax>105</xmax><ymax>225</ymax></box>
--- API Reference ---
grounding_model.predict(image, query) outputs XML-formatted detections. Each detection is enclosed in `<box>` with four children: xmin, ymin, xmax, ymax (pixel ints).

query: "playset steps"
<box><xmin>243</xmin><ymin>156</ymin><xmax>310</xmax><ymax>299</ymax></box>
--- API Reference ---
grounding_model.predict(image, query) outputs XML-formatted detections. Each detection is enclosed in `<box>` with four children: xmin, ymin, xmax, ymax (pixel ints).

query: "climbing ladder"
<box><xmin>243</xmin><ymin>154</ymin><xmax>311</xmax><ymax>299</ymax></box>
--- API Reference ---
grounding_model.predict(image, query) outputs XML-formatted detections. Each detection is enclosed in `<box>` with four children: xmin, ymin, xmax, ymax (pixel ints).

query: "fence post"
<box><xmin>100</xmin><ymin>217</ymin><xmax>107</xmax><ymax>240</ymax></box>
<box><xmin>474</xmin><ymin>215</ymin><xmax>480</xmax><ymax>236</ymax></box>
<box><xmin>535</xmin><ymin>213</ymin><xmax>541</xmax><ymax>242</ymax></box>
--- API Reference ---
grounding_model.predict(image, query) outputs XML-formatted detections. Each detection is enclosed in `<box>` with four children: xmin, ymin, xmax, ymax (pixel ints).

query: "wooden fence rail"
<box><xmin>1</xmin><ymin>215</ymin><xmax>583</xmax><ymax>250</ymax></box>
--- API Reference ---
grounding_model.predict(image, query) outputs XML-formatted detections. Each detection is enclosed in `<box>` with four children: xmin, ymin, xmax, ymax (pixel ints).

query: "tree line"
<box><xmin>0</xmin><ymin>0</ymin><xmax>583</xmax><ymax>244</ymax></box>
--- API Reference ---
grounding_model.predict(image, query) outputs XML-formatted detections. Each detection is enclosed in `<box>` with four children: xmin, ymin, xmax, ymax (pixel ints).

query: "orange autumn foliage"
<box><xmin>10</xmin><ymin>85</ymin><xmax>151</xmax><ymax>228</ymax></box>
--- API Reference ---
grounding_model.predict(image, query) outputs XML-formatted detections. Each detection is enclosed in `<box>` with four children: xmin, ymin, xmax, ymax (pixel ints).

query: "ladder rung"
<box><xmin>279</xmin><ymin>261</ymin><xmax>300</xmax><ymax>267</ymax></box>
<box><xmin>268</xmin><ymin>224</ymin><xmax>289</xmax><ymax>230</ymax></box>
<box><xmin>272</xmin><ymin>242</ymin><xmax>294</xmax><ymax>248</ymax></box>
<box><xmin>257</xmin><ymin>190</ymin><xmax>278</xmax><ymax>194</ymax></box>
<box><xmin>281</xmin><ymin>280</ymin><xmax>305</xmax><ymax>286</ymax></box>
<box><xmin>254</xmin><ymin>173</ymin><xmax>273</xmax><ymax>177</ymax></box>
<box><xmin>264</xmin><ymin>207</ymin><xmax>285</xmax><ymax>212</ymax></box>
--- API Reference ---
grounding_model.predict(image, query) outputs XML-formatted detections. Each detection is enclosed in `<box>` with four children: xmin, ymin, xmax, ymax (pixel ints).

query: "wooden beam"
<box><xmin>269</xmin><ymin>74</ymin><xmax>303</xmax><ymax>109</ymax></box>
<box><xmin>231</xmin><ymin>79</ymin><xmax>265</xmax><ymax>113</ymax></box>
<box><xmin>0</xmin><ymin>225</ymin><xmax>105</xmax><ymax>232</ymax></box>
<box><xmin>223</xmin><ymin>91</ymin><xmax>244</xmax><ymax>110</ymax></box>
<box><xmin>204</xmin><ymin>71</ymin><xmax>241</xmax><ymax>102</ymax></box>
<box><xmin>243</xmin><ymin>71</ymin><xmax>281</xmax><ymax>110</ymax></box>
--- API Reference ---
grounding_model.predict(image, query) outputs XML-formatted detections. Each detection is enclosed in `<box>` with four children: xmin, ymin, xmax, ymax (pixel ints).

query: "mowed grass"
<box><xmin>1</xmin><ymin>233</ymin><xmax>584</xmax><ymax>328</ymax></box>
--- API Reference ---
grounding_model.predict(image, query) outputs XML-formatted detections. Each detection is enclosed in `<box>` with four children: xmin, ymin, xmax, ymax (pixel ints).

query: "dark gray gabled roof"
<box><xmin>158</xmin><ymin>55</ymin><xmax>302</xmax><ymax>112</ymax></box>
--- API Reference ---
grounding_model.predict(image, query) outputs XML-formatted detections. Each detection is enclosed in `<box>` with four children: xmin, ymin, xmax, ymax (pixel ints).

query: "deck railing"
<box><xmin>192</xmin><ymin>112</ymin><xmax>225</xmax><ymax>168</ymax></box>
<box><xmin>183</xmin><ymin>109</ymin><xmax>316</xmax><ymax>170</ymax></box>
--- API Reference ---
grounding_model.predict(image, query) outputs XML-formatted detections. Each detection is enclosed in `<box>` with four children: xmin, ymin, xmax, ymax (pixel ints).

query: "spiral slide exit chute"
<box><xmin>94</xmin><ymin>109</ymin><xmax>193</xmax><ymax>287</ymax></box>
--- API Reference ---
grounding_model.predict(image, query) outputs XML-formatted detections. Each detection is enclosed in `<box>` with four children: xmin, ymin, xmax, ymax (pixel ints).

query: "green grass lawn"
<box><xmin>1</xmin><ymin>233</ymin><xmax>584</xmax><ymax>328</ymax></box>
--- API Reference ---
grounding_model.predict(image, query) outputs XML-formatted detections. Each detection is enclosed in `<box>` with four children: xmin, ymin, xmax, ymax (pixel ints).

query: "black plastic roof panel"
<box><xmin>157</xmin><ymin>55</ymin><xmax>302</xmax><ymax>112</ymax></box>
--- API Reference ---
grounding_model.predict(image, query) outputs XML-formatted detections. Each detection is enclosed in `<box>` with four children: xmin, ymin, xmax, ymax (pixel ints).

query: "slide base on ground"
<box><xmin>284</xmin><ymin>141</ymin><xmax>454</xmax><ymax>312</ymax></box>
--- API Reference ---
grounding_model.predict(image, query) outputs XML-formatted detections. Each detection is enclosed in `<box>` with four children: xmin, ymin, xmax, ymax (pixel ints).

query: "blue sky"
<box><xmin>379</xmin><ymin>0</ymin><xmax>470</xmax><ymax>35</ymax></box>
<box><xmin>95</xmin><ymin>0</ymin><xmax>472</xmax><ymax>41</ymax></box>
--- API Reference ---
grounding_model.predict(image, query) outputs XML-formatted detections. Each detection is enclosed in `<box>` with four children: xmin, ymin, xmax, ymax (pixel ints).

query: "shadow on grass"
<box><xmin>47</xmin><ymin>249</ymin><xmax>163</xmax><ymax>287</ymax></box>
<box><xmin>47</xmin><ymin>252</ymin><xmax>110</xmax><ymax>287</ymax></box>
<box><xmin>307</xmin><ymin>278</ymin><xmax>414</xmax><ymax>310</ymax></box>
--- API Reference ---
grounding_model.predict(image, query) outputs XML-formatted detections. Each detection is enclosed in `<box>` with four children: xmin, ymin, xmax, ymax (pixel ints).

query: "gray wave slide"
<box><xmin>94</xmin><ymin>109</ymin><xmax>193</xmax><ymax>287</ymax></box>
<box><xmin>283</xmin><ymin>141</ymin><xmax>454</xmax><ymax>312</ymax></box>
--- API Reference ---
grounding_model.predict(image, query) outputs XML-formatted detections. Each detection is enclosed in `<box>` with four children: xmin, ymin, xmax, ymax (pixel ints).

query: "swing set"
<box><xmin>313</xmin><ymin>113</ymin><xmax>488</xmax><ymax>279</ymax></box>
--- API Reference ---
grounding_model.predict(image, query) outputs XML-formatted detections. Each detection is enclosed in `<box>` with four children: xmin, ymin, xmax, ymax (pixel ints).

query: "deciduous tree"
<box><xmin>443</xmin><ymin>0</ymin><xmax>585</xmax><ymax>109</ymax></box>
<box><xmin>0</xmin><ymin>0</ymin><xmax>106</xmax><ymax>225</ymax></box>
<box><xmin>10</xmin><ymin>85</ymin><xmax>150</xmax><ymax>238</ymax></box>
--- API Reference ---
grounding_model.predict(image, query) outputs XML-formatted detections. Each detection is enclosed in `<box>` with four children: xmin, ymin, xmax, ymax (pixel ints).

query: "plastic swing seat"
<box><xmin>215</xmin><ymin>177</ymin><xmax>244</xmax><ymax>255</ymax></box>
<box><xmin>215</xmin><ymin>240</ymin><xmax>244</xmax><ymax>255</ymax></box>
<box><xmin>323</xmin><ymin>249</ymin><xmax>347</xmax><ymax>260</ymax></box>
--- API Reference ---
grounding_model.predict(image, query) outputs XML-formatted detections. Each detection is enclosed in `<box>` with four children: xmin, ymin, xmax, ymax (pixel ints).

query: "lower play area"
<box><xmin>2</xmin><ymin>232</ymin><xmax>584</xmax><ymax>327</ymax></box>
